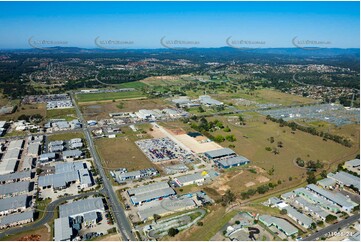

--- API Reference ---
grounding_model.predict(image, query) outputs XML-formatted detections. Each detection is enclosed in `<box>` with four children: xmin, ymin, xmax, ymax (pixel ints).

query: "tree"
<box><xmin>235</xmin><ymin>220</ymin><xmax>240</xmax><ymax>225</ymax></box>
<box><xmin>197</xmin><ymin>221</ymin><xmax>203</xmax><ymax>226</ymax></box>
<box><xmin>153</xmin><ymin>214</ymin><xmax>161</xmax><ymax>222</ymax></box>
<box><xmin>225</xmin><ymin>134</ymin><xmax>236</xmax><ymax>142</ymax></box>
<box><xmin>325</xmin><ymin>214</ymin><xmax>337</xmax><ymax>223</ymax></box>
<box><xmin>198</xmin><ymin>106</ymin><xmax>205</xmax><ymax>113</ymax></box>
<box><xmin>280</xmin><ymin>209</ymin><xmax>287</xmax><ymax>215</ymax></box>
<box><xmin>306</xmin><ymin>171</ymin><xmax>317</xmax><ymax>184</ymax></box>
<box><xmin>221</xmin><ymin>190</ymin><xmax>236</xmax><ymax>206</ymax></box>
<box><xmin>269</xmin><ymin>137</ymin><xmax>275</xmax><ymax>143</ymax></box>
<box><xmin>277</xmin><ymin>141</ymin><xmax>283</xmax><ymax>148</ymax></box>
<box><xmin>214</xmin><ymin>135</ymin><xmax>225</xmax><ymax>143</ymax></box>
<box><xmin>320</xmin><ymin>170</ymin><xmax>327</xmax><ymax>178</ymax></box>
<box><xmin>168</xmin><ymin>228</ymin><xmax>179</xmax><ymax>237</ymax></box>
<box><xmin>223</xmin><ymin>126</ymin><xmax>231</xmax><ymax>132</ymax></box>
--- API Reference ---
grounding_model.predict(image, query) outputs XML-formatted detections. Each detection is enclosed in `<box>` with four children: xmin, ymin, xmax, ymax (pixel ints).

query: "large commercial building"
<box><xmin>204</xmin><ymin>148</ymin><xmax>236</xmax><ymax>160</ymax></box>
<box><xmin>294</xmin><ymin>197</ymin><xmax>329</xmax><ymax>221</ymax></box>
<box><xmin>0</xmin><ymin>195</ymin><xmax>30</xmax><ymax>216</ymax></box>
<box><xmin>0</xmin><ymin>171</ymin><xmax>31</xmax><ymax>184</ymax></box>
<box><xmin>0</xmin><ymin>140</ymin><xmax>24</xmax><ymax>175</ymax></box>
<box><xmin>284</xmin><ymin>206</ymin><xmax>314</xmax><ymax>229</ymax></box>
<box><xmin>0</xmin><ymin>210</ymin><xmax>34</xmax><ymax>229</ymax></box>
<box><xmin>174</xmin><ymin>172</ymin><xmax>204</xmax><ymax>187</ymax></box>
<box><xmin>294</xmin><ymin>187</ymin><xmax>340</xmax><ymax>213</ymax></box>
<box><xmin>54</xmin><ymin>217</ymin><xmax>73</xmax><ymax>241</ymax></box>
<box><xmin>259</xmin><ymin>215</ymin><xmax>298</xmax><ymax>237</ymax></box>
<box><xmin>38</xmin><ymin>162</ymin><xmax>93</xmax><ymax>190</ymax></box>
<box><xmin>327</xmin><ymin>171</ymin><xmax>360</xmax><ymax>191</ymax></box>
<box><xmin>0</xmin><ymin>181</ymin><xmax>31</xmax><ymax>198</ymax></box>
<box><xmin>306</xmin><ymin>184</ymin><xmax>357</xmax><ymax>211</ymax></box>
<box><xmin>127</xmin><ymin>181</ymin><xmax>175</xmax><ymax>205</ymax></box>
<box><xmin>343</xmin><ymin>159</ymin><xmax>360</xmax><ymax>175</ymax></box>
<box><xmin>216</xmin><ymin>156</ymin><xmax>250</xmax><ymax>168</ymax></box>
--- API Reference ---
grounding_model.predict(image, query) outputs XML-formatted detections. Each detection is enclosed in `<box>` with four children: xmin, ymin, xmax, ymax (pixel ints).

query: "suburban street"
<box><xmin>0</xmin><ymin>191</ymin><xmax>101</xmax><ymax>240</ymax></box>
<box><xmin>71</xmin><ymin>92</ymin><xmax>136</xmax><ymax>241</ymax></box>
<box><xmin>302</xmin><ymin>213</ymin><xmax>360</xmax><ymax>241</ymax></box>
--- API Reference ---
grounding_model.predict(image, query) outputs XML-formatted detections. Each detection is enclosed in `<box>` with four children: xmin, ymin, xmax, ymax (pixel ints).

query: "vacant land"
<box><xmin>214</xmin><ymin>89</ymin><xmax>318</xmax><ymax>106</ymax></box>
<box><xmin>140</xmin><ymin>76</ymin><xmax>187</xmax><ymax>86</ymax></box>
<box><xmin>46</xmin><ymin>108</ymin><xmax>77</xmax><ymax>121</ymax></box>
<box><xmin>203</xmin><ymin>113</ymin><xmax>359</xmax><ymax>184</ymax></box>
<box><xmin>76</xmin><ymin>90</ymin><xmax>145</xmax><ymax>103</ymax></box>
<box><xmin>47</xmin><ymin>132</ymin><xmax>84</xmax><ymax>142</ymax></box>
<box><xmin>1</xmin><ymin>225</ymin><xmax>51</xmax><ymax>241</ymax></box>
<box><xmin>80</xmin><ymin>99</ymin><xmax>169</xmax><ymax>120</ymax></box>
<box><xmin>170</xmin><ymin>205</ymin><xmax>238</xmax><ymax>241</ymax></box>
<box><xmin>116</xmin><ymin>81</ymin><xmax>147</xmax><ymax>89</ymax></box>
<box><xmin>1</xmin><ymin>103</ymin><xmax>46</xmax><ymax>121</ymax></box>
<box><xmin>95</xmin><ymin>134</ymin><xmax>155</xmax><ymax>171</ymax></box>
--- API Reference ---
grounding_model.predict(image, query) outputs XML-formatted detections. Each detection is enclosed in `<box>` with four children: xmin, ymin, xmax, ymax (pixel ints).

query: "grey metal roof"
<box><xmin>62</xmin><ymin>149</ymin><xmax>83</xmax><ymax>157</ymax></box>
<box><xmin>7</xmin><ymin>140</ymin><xmax>24</xmax><ymax>150</ymax></box>
<box><xmin>174</xmin><ymin>173</ymin><xmax>204</xmax><ymax>184</ymax></box>
<box><xmin>22</xmin><ymin>156</ymin><xmax>34</xmax><ymax>170</ymax></box>
<box><xmin>59</xmin><ymin>197</ymin><xmax>104</xmax><ymax>218</ymax></box>
<box><xmin>259</xmin><ymin>215</ymin><xmax>298</xmax><ymax>236</ymax></box>
<box><xmin>38</xmin><ymin>171</ymin><xmax>79</xmax><ymax>188</ymax></box>
<box><xmin>327</xmin><ymin>171</ymin><xmax>360</xmax><ymax>190</ymax></box>
<box><xmin>218</xmin><ymin>156</ymin><xmax>250</xmax><ymax>167</ymax></box>
<box><xmin>285</xmin><ymin>206</ymin><xmax>314</xmax><ymax>227</ymax></box>
<box><xmin>2</xmin><ymin>148</ymin><xmax>20</xmax><ymax>161</ymax></box>
<box><xmin>78</xmin><ymin>169</ymin><xmax>93</xmax><ymax>186</ymax></box>
<box><xmin>306</xmin><ymin>184</ymin><xmax>356</xmax><ymax>209</ymax></box>
<box><xmin>295</xmin><ymin>197</ymin><xmax>329</xmax><ymax>219</ymax></box>
<box><xmin>317</xmin><ymin>178</ymin><xmax>336</xmax><ymax>187</ymax></box>
<box><xmin>0</xmin><ymin>181</ymin><xmax>31</xmax><ymax>196</ymax></box>
<box><xmin>39</xmin><ymin>153</ymin><xmax>56</xmax><ymax>160</ymax></box>
<box><xmin>204</xmin><ymin>148</ymin><xmax>236</xmax><ymax>159</ymax></box>
<box><xmin>345</xmin><ymin>159</ymin><xmax>360</xmax><ymax>167</ymax></box>
<box><xmin>269</xmin><ymin>197</ymin><xmax>282</xmax><ymax>205</ymax></box>
<box><xmin>127</xmin><ymin>181</ymin><xmax>169</xmax><ymax>196</ymax></box>
<box><xmin>294</xmin><ymin>187</ymin><xmax>340</xmax><ymax>212</ymax></box>
<box><xmin>54</xmin><ymin>217</ymin><xmax>73</xmax><ymax>241</ymax></box>
<box><xmin>27</xmin><ymin>143</ymin><xmax>40</xmax><ymax>156</ymax></box>
<box><xmin>130</xmin><ymin>187</ymin><xmax>175</xmax><ymax>204</ymax></box>
<box><xmin>55</xmin><ymin>162</ymin><xmax>85</xmax><ymax>173</ymax></box>
<box><xmin>0</xmin><ymin>171</ymin><xmax>31</xmax><ymax>183</ymax></box>
<box><xmin>0</xmin><ymin>210</ymin><xmax>34</xmax><ymax>226</ymax></box>
<box><xmin>49</xmin><ymin>140</ymin><xmax>63</xmax><ymax>147</ymax></box>
<box><xmin>83</xmin><ymin>211</ymin><xmax>98</xmax><ymax>222</ymax></box>
<box><xmin>0</xmin><ymin>195</ymin><xmax>29</xmax><ymax>212</ymax></box>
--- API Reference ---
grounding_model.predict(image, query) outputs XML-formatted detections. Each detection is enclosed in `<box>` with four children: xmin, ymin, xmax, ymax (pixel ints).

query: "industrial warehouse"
<box><xmin>204</xmin><ymin>148</ymin><xmax>250</xmax><ymax>168</ymax></box>
<box><xmin>127</xmin><ymin>181</ymin><xmax>175</xmax><ymax>205</ymax></box>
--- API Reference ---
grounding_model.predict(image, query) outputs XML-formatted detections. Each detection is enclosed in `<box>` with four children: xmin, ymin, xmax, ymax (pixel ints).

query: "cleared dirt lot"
<box><xmin>80</xmin><ymin>99</ymin><xmax>169</xmax><ymax>120</ymax></box>
<box><xmin>95</xmin><ymin>136</ymin><xmax>156</xmax><ymax>171</ymax></box>
<box><xmin>172</xmin><ymin>133</ymin><xmax>222</xmax><ymax>153</ymax></box>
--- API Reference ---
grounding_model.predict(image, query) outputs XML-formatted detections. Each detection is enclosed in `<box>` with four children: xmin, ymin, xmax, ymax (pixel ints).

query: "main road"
<box><xmin>302</xmin><ymin>213</ymin><xmax>360</xmax><ymax>241</ymax></box>
<box><xmin>70</xmin><ymin>92</ymin><xmax>135</xmax><ymax>241</ymax></box>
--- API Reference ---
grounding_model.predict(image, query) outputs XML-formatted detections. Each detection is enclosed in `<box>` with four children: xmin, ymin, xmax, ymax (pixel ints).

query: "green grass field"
<box><xmin>116</xmin><ymin>81</ymin><xmax>147</xmax><ymax>89</ymax></box>
<box><xmin>76</xmin><ymin>91</ymin><xmax>145</xmax><ymax>102</ymax></box>
<box><xmin>46</xmin><ymin>108</ymin><xmax>77</xmax><ymax>121</ymax></box>
<box><xmin>47</xmin><ymin>132</ymin><xmax>84</xmax><ymax>141</ymax></box>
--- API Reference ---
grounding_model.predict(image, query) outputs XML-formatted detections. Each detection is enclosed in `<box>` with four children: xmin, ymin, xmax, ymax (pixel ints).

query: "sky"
<box><xmin>0</xmin><ymin>1</ymin><xmax>359</xmax><ymax>49</ymax></box>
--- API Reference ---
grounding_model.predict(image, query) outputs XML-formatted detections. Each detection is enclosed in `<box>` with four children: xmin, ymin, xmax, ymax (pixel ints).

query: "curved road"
<box><xmin>0</xmin><ymin>191</ymin><xmax>101</xmax><ymax>240</ymax></box>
